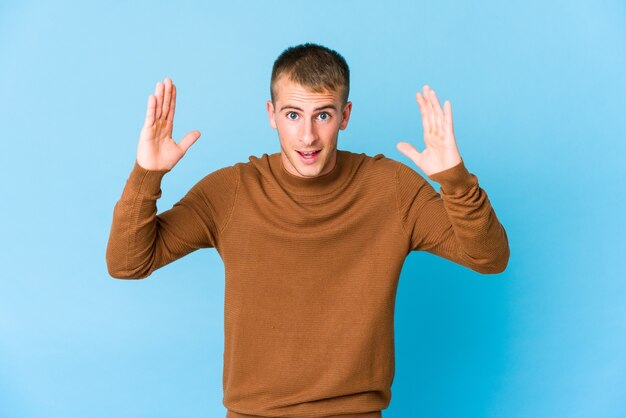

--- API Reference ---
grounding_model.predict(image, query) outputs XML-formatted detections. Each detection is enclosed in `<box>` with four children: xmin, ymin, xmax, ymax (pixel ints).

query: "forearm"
<box><xmin>428</xmin><ymin>161</ymin><xmax>510</xmax><ymax>274</ymax></box>
<box><xmin>106</xmin><ymin>161</ymin><xmax>170</xmax><ymax>279</ymax></box>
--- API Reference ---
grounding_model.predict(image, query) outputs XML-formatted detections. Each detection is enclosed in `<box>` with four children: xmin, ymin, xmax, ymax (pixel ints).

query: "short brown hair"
<box><xmin>270</xmin><ymin>43</ymin><xmax>350</xmax><ymax>105</ymax></box>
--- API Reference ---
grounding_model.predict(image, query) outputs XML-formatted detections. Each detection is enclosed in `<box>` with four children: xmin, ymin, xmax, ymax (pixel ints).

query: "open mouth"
<box><xmin>297</xmin><ymin>150</ymin><xmax>321</xmax><ymax>160</ymax></box>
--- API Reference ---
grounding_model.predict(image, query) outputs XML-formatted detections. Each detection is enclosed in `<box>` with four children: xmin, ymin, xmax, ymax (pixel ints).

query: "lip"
<box><xmin>296</xmin><ymin>149</ymin><xmax>321</xmax><ymax>164</ymax></box>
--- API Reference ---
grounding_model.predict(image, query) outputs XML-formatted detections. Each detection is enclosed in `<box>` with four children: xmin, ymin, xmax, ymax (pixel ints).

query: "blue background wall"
<box><xmin>1</xmin><ymin>0</ymin><xmax>624</xmax><ymax>417</ymax></box>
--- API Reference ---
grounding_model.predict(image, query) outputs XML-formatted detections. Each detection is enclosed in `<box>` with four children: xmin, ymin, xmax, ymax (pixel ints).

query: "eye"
<box><xmin>318</xmin><ymin>112</ymin><xmax>330</xmax><ymax>120</ymax></box>
<box><xmin>287</xmin><ymin>111</ymin><xmax>298</xmax><ymax>120</ymax></box>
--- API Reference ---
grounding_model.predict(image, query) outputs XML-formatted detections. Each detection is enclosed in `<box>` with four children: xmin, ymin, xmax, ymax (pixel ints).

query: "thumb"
<box><xmin>178</xmin><ymin>130</ymin><xmax>201</xmax><ymax>154</ymax></box>
<box><xmin>396</xmin><ymin>142</ymin><xmax>421</xmax><ymax>166</ymax></box>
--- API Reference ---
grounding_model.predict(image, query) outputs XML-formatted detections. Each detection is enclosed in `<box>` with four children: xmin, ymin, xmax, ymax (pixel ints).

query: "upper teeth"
<box><xmin>302</xmin><ymin>151</ymin><xmax>315</xmax><ymax>155</ymax></box>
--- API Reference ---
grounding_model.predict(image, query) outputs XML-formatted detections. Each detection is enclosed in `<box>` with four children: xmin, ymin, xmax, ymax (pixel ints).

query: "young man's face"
<box><xmin>266</xmin><ymin>75</ymin><xmax>352</xmax><ymax>178</ymax></box>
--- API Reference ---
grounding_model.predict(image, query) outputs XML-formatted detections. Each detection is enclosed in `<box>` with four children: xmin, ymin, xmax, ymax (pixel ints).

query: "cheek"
<box><xmin>276</xmin><ymin>122</ymin><xmax>298</xmax><ymax>144</ymax></box>
<box><xmin>320</xmin><ymin>124</ymin><xmax>341</xmax><ymax>140</ymax></box>
<box><xmin>279</xmin><ymin>121</ymin><xmax>296</xmax><ymax>131</ymax></box>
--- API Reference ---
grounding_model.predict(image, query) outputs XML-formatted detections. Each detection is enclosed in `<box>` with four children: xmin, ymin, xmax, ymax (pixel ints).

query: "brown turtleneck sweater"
<box><xmin>106</xmin><ymin>149</ymin><xmax>509</xmax><ymax>417</ymax></box>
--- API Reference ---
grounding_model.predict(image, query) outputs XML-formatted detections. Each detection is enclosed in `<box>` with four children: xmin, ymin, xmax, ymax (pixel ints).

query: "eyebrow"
<box><xmin>279</xmin><ymin>104</ymin><xmax>338</xmax><ymax>112</ymax></box>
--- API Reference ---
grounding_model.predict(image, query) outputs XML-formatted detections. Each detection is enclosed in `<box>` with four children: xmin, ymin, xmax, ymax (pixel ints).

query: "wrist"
<box><xmin>126</xmin><ymin>159</ymin><xmax>171</xmax><ymax>196</ymax></box>
<box><xmin>428</xmin><ymin>159</ymin><xmax>477</xmax><ymax>195</ymax></box>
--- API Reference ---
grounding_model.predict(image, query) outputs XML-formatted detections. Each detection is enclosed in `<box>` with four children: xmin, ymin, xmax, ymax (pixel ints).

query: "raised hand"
<box><xmin>397</xmin><ymin>85</ymin><xmax>462</xmax><ymax>177</ymax></box>
<box><xmin>136</xmin><ymin>77</ymin><xmax>201</xmax><ymax>171</ymax></box>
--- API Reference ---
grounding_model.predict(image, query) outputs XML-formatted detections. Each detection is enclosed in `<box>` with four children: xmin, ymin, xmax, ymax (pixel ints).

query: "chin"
<box><xmin>299</xmin><ymin>168</ymin><xmax>323</xmax><ymax>178</ymax></box>
<box><xmin>293</xmin><ymin>163</ymin><xmax>322</xmax><ymax>178</ymax></box>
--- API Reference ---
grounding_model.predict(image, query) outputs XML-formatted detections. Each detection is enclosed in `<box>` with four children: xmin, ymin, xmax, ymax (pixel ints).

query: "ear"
<box><xmin>266</xmin><ymin>100</ymin><xmax>277</xmax><ymax>129</ymax></box>
<box><xmin>339</xmin><ymin>101</ymin><xmax>353</xmax><ymax>130</ymax></box>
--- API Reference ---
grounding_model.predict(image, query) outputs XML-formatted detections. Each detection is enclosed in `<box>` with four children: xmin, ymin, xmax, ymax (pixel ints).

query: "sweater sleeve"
<box><xmin>105</xmin><ymin>160</ymin><xmax>239</xmax><ymax>279</ymax></box>
<box><xmin>395</xmin><ymin>159</ymin><xmax>510</xmax><ymax>274</ymax></box>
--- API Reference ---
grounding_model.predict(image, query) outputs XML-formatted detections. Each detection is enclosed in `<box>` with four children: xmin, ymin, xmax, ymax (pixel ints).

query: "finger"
<box><xmin>162</xmin><ymin>77</ymin><xmax>172</xmax><ymax>122</ymax></box>
<box><xmin>426</xmin><ymin>87</ymin><xmax>438</xmax><ymax>133</ymax></box>
<box><xmin>178</xmin><ymin>130</ymin><xmax>201</xmax><ymax>154</ymax></box>
<box><xmin>144</xmin><ymin>94</ymin><xmax>156</xmax><ymax>128</ymax></box>
<box><xmin>417</xmin><ymin>92</ymin><xmax>437</xmax><ymax>148</ymax></box>
<box><xmin>422</xmin><ymin>85</ymin><xmax>436</xmax><ymax>134</ymax></box>
<box><xmin>154</xmin><ymin>81</ymin><xmax>163</xmax><ymax>121</ymax></box>
<box><xmin>396</xmin><ymin>141</ymin><xmax>422</xmax><ymax>165</ymax></box>
<box><xmin>444</xmin><ymin>100</ymin><xmax>454</xmax><ymax>135</ymax></box>
<box><xmin>167</xmin><ymin>84</ymin><xmax>177</xmax><ymax>124</ymax></box>
<box><xmin>429</xmin><ymin>89</ymin><xmax>445</xmax><ymax>133</ymax></box>
<box><xmin>416</xmin><ymin>92</ymin><xmax>431</xmax><ymax>133</ymax></box>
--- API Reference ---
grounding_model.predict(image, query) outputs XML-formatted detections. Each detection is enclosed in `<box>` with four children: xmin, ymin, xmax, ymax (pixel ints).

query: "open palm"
<box><xmin>397</xmin><ymin>85</ymin><xmax>462</xmax><ymax>177</ymax></box>
<box><xmin>136</xmin><ymin>77</ymin><xmax>201</xmax><ymax>171</ymax></box>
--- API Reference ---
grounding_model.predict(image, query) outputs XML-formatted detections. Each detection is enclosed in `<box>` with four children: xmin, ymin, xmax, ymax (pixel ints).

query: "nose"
<box><xmin>301</xmin><ymin>117</ymin><xmax>317</xmax><ymax>146</ymax></box>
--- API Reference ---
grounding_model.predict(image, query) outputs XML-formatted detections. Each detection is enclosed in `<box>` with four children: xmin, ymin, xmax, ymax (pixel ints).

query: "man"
<box><xmin>106</xmin><ymin>43</ymin><xmax>509</xmax><ymax>417</ymax></box>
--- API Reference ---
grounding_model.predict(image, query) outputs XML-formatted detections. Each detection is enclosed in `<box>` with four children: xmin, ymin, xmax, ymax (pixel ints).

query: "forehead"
<box><xmin>273</xmin><ymin>75</ymin><xmax>342</xmax><ymax>106</ymax></box>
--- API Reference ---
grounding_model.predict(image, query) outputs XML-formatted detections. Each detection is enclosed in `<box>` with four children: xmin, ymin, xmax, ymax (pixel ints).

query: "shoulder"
<box><xmin>199</xmin><ymin>162</ymin><xmax>240</xmax><ymax>182</ymax></box>
<box><xmin>342</xmin><ymin>150</ymin><xmax>434</xmax><ymax>204</ymax></box>
<box><xmin>189</xmin><ymin>161</ymin><xmax>241</xmax><ymax>198</ymax></box>
<box><xmin>338</xmin><ymin>149</ymin><xmax>422</xmax><ymax>181</ymax></box>
<box><xmin>234</xmin><ymin>152</ymin><xmax>276</xmax><ymax>185</ymax></box>
<box><xmin>241</xmin><ymin>152</ymin><xmax>272</xmax><ymax>173</ymax></box>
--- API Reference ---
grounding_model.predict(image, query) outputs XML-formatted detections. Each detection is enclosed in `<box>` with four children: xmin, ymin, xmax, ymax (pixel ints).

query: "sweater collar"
<box><xmin>270</xmin><ymin>149</ymin><xmax>351</xmax><ymax>196</ymax></box>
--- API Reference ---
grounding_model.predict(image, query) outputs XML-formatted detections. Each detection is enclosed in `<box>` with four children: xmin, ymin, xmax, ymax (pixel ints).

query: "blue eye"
<box><xmin>318</xmin><ymin>112</ymin><xmax>330</xmax><ymax>120</ymax></box>
<box><xmin>287</xmin><ymin>112</ymin><xmax>298</xmax><ymax>120</ymax></box>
